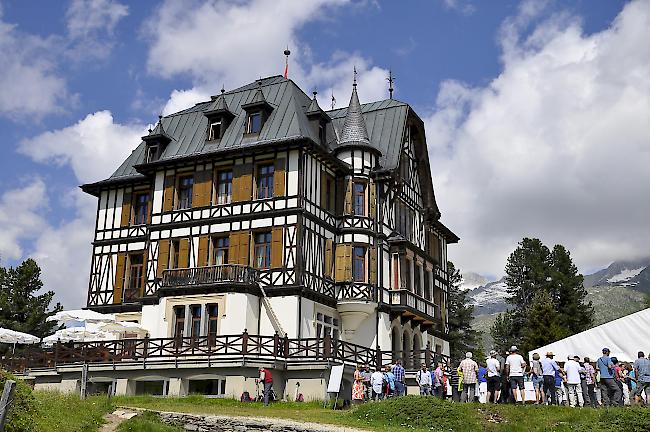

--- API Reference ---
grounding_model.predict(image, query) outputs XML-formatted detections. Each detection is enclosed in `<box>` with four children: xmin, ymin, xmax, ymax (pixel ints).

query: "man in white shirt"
<box><xmin>416</xmin><ymin>362</ymin><xmax>432</xmax><ymax>395</ymax></box>
<box><xmin>564</xmin><ymin>355</ymin><xmax>585</xmax><ymax>407</ymax></box>
<box><xmin>370</xmin><ymin>367</ymin><xmax>385</xmax><ymax>400</ymax></box>
<box><xmin>486</xmin><ymin>350</ymin><xmax>501</xmax><ymax>403</ymax></box>
<box><xmin>505</xmin><ymin>345</ymin><xmax>527</xmax><ymax>404</ymax></box>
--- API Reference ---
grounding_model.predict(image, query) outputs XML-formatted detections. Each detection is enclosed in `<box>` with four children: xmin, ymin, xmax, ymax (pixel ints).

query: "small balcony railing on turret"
<box><xmin>161</xmin><ymin>264</ymin><xmax>258</xmax><ymax>288</ymax></box>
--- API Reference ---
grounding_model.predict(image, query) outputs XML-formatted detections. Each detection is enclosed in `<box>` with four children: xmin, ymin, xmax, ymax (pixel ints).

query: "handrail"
<box><xmin>1</xmin><ymin>332</ymin><xmax>451</xmax><ymax>373</ymax></box>
<box><xmin>161</xmin><ymin>264</ymin><xmax>258</xmax><ymax>287</ymax></box>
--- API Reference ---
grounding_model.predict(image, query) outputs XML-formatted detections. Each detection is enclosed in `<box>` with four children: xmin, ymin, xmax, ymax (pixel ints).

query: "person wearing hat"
<box><xmin>459</xmin><ymin>352</ymin><xmax>479</xmax><ymax>403</ymax></box>
<box><xmin>564</xmin><ymin>355</ymin><xmax>584</xmax><ymax>407</ymax></box>
<box><xmin>540</xmin><ymin>351</ymin><xmax>561</xmax><ymax>405</ymax></box>
<box><xmin>505</xmin><ymin>345</ymin><xmax>527</xmax><ymax>404</ymax></box>
<box><xmin>597</xmin><ymin>347</ymin><xmax>621</xmax><ymax>406</ymax></box>
<box><xmin>486</xmin><ymin>350</ymin><xmax>501</xmax><ymax>403</ymax></box>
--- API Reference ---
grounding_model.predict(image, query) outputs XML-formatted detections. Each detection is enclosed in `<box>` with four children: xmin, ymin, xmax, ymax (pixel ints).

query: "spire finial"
<box><xmin>312</xmin><ymin>90</ymin><xmax>318</xmax><ymax>99</ymax></box>
<box><xmin>331</xmin><ymin>90</ymin><xmax>336</xmax><ymax>110</ymax></box>
<box><xmin>158</xmin><ymin>114</ymin><xmax>162</xmax><ymax>123</ymax></box>
<box><xmin>353</xmin><ymin>66</ymin><xmax>357</xmax><ymax>87</ymax></box>
<box><xmin>220</xmin><ymin>84</ymin><xmax>225</xmax><ymax>94</ymax></box>
<box><xmin>387</xmin><ymin>70</ymin><xmax>395</xmax><ymax>99</ymax></box>
<box><xmin>283</xmin><ymin>46</ymin><xmax>291</xmax><ymax>79</ymax></box>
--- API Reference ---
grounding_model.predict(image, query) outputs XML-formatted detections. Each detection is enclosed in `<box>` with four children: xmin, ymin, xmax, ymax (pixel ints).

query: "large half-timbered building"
<box><xmin>13</xmin><ymin>75</ymin><xmax>458</xmax><ymax>398</ymax></box>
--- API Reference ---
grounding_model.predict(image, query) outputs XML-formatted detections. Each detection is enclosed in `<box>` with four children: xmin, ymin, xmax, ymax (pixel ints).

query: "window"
<box><xmin>254</xmin><ymin>232</ymin><xmax>272</xmax><ymax>269</ymax></box>
<box><xmin>211</xmin><ymin>237</ymin><xmax>229</xmax><ymax>266</ymax></box>
<box><xmin>353</xmin><ymin>182</ymin><xmax>366</xmax><ymax>216</ymax></box>
<box><xmin>177</xmin><ymin>175</ymin><xmax>194</xmax><ymax>209</ymax></box>
<box><xmin>246</xmin><ymin>111</ymin><xmax>262</xmax><ymax>134</ymax></box>
<box><xmin>207</xmin><ymin>304</ymin><xmax>218</xmax><ymax>345</ymax></box>
<box><xmin>171</xmin><ymin>240</ymin><xmax>180</xmax><ymax>269</ymax></box>
<box><xmin>146</xmin><ymin>144</ymin><xmax>161</xmax><ymax>163</ymax></box>
<box><xmin>318</xmin><ymin>123</ymin><xmax>326</xmax><ymax>144</ymax></box>
<box><xmin>353</xmin><ymin>246</ymin><xmax>366</xmax><ymax>282</ymax></box>
<box><xmin>173</xmin><ymin>306</ymin><xmax>185</xmax><ymax>342</ymax></box>
<box><xmin>190</xmin><ymin>305</ymin><xmax>201</xmax><ymax>341</ymax></box>
<box><xmin>256</xmin><ymin>163</ymin><xmax>274</xmax><ymax>199</ymax></box>
<box><xmin>424</xmin><ymin>270</ymin><xmax>431</xmax><ymax>300</ymax></box>
<box><xmin>125</xmin><ymin>253</ymin><xmax>144</xmax><ymax>302</ymax></box>
<box><xmin>315</xmin><ymin>312</ymin><xmax>339</xmax><ymax>340</ymax></box>
<box><xmin>133</xmin><ymin>192</ymin><xmax>150</xmax><ymax>225</ymax></box>
<box><xmin>324</xmin><ymin>175</ymin><xmax>335</xmax><ymax>212</ymax></box>
<box><xmin>414</xmin><ymin>264</ymin><xmax>421</xmax><ymax>297</ymax></box>
<box><xmin>396</xmin><ymin>201</ymin><xmax>414</xmax><ymax>239</ymax></box>
<box><xmin>215</xmin><ymin>170</ymin><xmax>233</xmax><ymax>204</ymax></box>
<box><xmin>208</xmin><ymin>119</ymin><xmax>222</xmax><ymax>140</ymax></box>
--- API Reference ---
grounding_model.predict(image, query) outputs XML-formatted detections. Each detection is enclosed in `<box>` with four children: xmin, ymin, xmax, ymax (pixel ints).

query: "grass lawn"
<box><xmin>115</xmin><ymin>395</ymin><xmax>650</xmax><ymax>432</ymax></box>
<box><xmin>117</xmin><ymin>411</ymin><xmax>183</xmax><ymax>432</ymax></box>
<box><xmin>32</xmin><ymin>392</ymin><xmax>113</xmax><ymax>432</ymax></box>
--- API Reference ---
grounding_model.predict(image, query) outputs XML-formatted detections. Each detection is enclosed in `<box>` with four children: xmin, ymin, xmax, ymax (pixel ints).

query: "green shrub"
<box><xmin>117</xmin><ymin>411</ymin><xmax>182</xmax><ymax>432</ymax></box>
<box><xmin>352</xmin><ymin>395</ymin><xmax>480</xmax><ymax>431</ymax></box>
<box><xmin>0</xmin><ymin>369</ymin><xmax>37</xmax><ymax>432</ymax></box>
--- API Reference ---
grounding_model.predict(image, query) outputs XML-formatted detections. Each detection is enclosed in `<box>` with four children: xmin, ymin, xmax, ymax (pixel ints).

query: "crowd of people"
<box><xmin>351</xmin><ymin>346</ymin><xmax>650</xmax><ymax>407</ymax></box>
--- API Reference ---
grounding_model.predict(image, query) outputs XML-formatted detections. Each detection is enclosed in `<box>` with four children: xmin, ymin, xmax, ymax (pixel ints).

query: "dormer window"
<box><xmin>146</xmin><ymin>144</ymin><xmax>162</xmax><ymax>163</ymax></box>
<box><xmin>208</xmin><ymin>119</ymin><xmax>223</xmax><ymax>140</ymax></box>
<box><xmin>318</xmin><ymin>123</ymin><xmax>326</xmax><ymax>145</ymax></box>
<box><xmin>246</xmin><ymin>111</ymin><xmax>263</xmax><ymax>134</ymax></box>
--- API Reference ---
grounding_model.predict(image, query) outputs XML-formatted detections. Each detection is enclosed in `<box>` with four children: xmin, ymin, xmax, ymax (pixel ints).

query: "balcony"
<box><xmin>382</xmin><ymin>289</ymin><xmax>441</xmax><ymax>329</ymax></box>
<box><xmin>160</xmin><ymin>265</ymin><xmax>259</xmax><ymax>295</ymax></box>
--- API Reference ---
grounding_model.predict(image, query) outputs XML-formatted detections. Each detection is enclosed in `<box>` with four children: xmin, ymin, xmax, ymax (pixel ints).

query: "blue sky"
<box><xmin>0</xmin><ymin>0</ymin><xmax>647</xmax><ymax>307</ymax></box>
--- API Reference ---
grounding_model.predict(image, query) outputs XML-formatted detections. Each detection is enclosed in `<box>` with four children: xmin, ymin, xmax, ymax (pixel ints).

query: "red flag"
<box><xmin>284</xmin><ymin>61</ymin><xmax>289</xmax><ymax>79</ymax></box>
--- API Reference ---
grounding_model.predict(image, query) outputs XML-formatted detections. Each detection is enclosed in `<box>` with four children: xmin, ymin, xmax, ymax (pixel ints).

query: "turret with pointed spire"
<box><xmin>336</xmin><ymin>69</ymin><xmax>378</xmax><ymax>155</ymax></box>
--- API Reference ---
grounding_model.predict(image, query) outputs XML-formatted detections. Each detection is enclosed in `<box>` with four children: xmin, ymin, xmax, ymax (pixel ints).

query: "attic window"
<box><xmin>246</xmin><ymin>111</ymin><xmax>263</xmax><ymax>134</ymax></box>
<box><xmin>318</xmin><ymin>123</ymin><xmax>326</xmax><ymax>145</ymax></box>
<box><xmin>146</xmin><ymin>144</ymin><xmax>162</xmax><ymax>163</ymax></box>
<box><xmin>208</xmin><ymin>120</ymin><xmax>222</xmax><ymax>140</ymax></box>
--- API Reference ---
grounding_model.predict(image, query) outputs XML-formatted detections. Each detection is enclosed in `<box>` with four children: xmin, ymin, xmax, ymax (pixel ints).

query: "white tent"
<box><xmin>0</xmin><ymin>328</ymin><xmax>40</xmax><ymax>345</ymax></box>
<box><xmin>530</xmin><ymin>308</ymin><xmax>650</xmax><ymax>363</ymax></box>
<box><xmin>42</xmin><ymin>326</ymin><xmax>114</xmax><ymax>345</ymax></box>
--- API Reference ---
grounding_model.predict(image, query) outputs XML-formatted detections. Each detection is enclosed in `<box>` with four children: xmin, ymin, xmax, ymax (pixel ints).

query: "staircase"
<box><xmin>258</xmin><ymin>283</ymin><xmax>286</xmax><ymax>337</ymax></box>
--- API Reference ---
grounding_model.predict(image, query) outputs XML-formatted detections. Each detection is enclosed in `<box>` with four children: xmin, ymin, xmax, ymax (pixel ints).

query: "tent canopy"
<box><xmin>0</xmin><ymin>328</ymin><xmax>40</xmax><ymax>344</ymax></box>
<box><xmin>530</xmin><ymin>308</ymin><xmax>650</xmax><ymax>363</ymax></box>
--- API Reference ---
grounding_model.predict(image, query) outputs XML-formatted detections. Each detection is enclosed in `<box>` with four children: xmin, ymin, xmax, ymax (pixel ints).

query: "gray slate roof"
<box><xmin>108</xmin><ymin>76</ymin><xmax>409</xmax><ymax>181</ymax></box>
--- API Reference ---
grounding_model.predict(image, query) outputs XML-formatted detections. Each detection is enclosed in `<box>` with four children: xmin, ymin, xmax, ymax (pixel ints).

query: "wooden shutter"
<box><xmin>157</xmin><ymin>239</ymin><xmax>170</xmax><ymax>278</ymax></box>
<box><xmin>344</xmin><ymin>178</ymin><xmax>353</xmax><ymax>215</ymax></box>
<box><xmin>178</xmin><ymin>238</ymin><xmax>190</xmax><ymax>268</ymax></box>
<box><xmin>114</xmin><ymin>253</ymin><xmax>126</xmax><ymax>304</ymax></box>
<box><xmin>239</xmin><ymin>232</ymin><xmax>250</xmax><ymax>265</ymax></box>
<box><xmin>192</xmin><ymin>169</ymin><xmax>212</xmax><ymax>208</ymax></box>
<box><xmin>228</xmin><ymin>232</ymin><xmax>240</xmax><ymax>265</ymax></box>
<box><xmin>369</xmin><ymin>246</ymin><xmax>377</xmax><ymax>284</ymax></box>
<box><xmin>140</xmin><ymin>250</ymin><xmax>148</xmax><ymax>297</ymax></box>
<box><xmin>335</xmin><ymin>244</ymin><xmax>352</xmax><ymax>282</ymax></box>
<box><xmin>163</xmin><ymin>175</ymin><xmax>175</xmax><ymax>212</ymax></box>
<box><xmin>120</xmin><ymin>192</ymin><xmax>131</xmax><ymax>227</ymax></box>
<box><xmin>273</xmin><ymin>158</ymin><xmax>285</xmax><ymax>197</ymax></box>
<box><xmin>324</xmin><ymin>239</ymin><xmax>333</xmax><ymax>278</ymax></box>
<box><xmin>369</xmin><ymin>180</ymin><xmax>376</xmax><ymax>220</ymax></box>
<box><xmin>233</xmin><ymin>164</ymin><xmax>253</xmax><ymax>202</ymax></box>
<box><xmin>197</xmin><ymin>235</ymin><xmax>210</xmax><ymax>267</ymax></box>
<box><xmin>271</xmin><ymin>228</ymin><xmax>283</xmax><ymax>268</ymax></box>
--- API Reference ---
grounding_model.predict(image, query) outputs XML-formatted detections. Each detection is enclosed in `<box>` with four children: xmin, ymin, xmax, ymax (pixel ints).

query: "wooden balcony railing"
<box><xmin>1</xmin><ymin>332</ymin><xmax>450</xmax><ymax>374</ymax></box>
<box><xmin>161</xmin><ymin>265</ymin><xmax>258</xmax><ymax>288</ymax></box>
<box><xmin>384</xmin><ymin>289</ymin><xmax>440</xmax><ymax>322</ymax></box>
<box><xmin>335</xmin><ymin>283</ymin><xmax>375</xmax><ymax>302</ymax></box>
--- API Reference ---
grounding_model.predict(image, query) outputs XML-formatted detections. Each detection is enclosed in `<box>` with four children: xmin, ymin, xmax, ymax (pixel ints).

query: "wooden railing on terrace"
<box><xmin>161</xmin><ymin>264</ymin><xmax>258</xmax><ymax>288</ymax></box>
<box><xmin>1</xmin><ymin>332</ymin><xmax>450</xmax><ymax>374</ymax></box>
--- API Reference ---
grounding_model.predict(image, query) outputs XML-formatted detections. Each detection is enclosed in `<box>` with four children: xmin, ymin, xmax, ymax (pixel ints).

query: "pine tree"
<box><xmin>490</xmin><ymin>311</ymin><xmax>517</xmax><ymax>354</ymax></box>
<box><xmin>522</xmin><ymin>289</ymin><xmax>569</xmax><ymax>354</ymax></box>
<box><xmin>0</xmin><ymin>259</ymin><xmax>62</xmax><ymax>339</ymax></box>
<box><xmin>447</xmin><ymin>261</ymin><xmax>482</xmax><ymax>362</ymax></box>
<box><xmin>504</xmin><ymin>238</ymin><xmax>552</xmax><ymax>317</ymax></box>
<box><xmin>548</xmin><ymin>245</ymin><xmax>593</xmax><ymax>334</ymax></box>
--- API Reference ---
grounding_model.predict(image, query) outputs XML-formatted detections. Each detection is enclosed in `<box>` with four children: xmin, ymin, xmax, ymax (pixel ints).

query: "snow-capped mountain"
<box><xmin>460</xmin><ymin>272</ymin><xmax>491</xmax><ymax>291</ymax></box>
<box><xmin>583</xmin><ymin>257</ymin><xmax>650</xmax><ymax>292</ymax></box>
<box><xmin>468</xmin><ymin>277</ymin><xmax>511</xmax><ymax>314</ymax></box>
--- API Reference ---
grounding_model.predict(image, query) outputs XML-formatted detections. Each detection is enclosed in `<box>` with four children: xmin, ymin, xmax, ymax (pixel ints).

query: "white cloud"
<box><xmin>442</xmin><ymin>0</ymin><xmax>476</xmax><ymax>16</ymax></box>
<box><xmin>0</xmin><ymin>180</ymin><xmax>48</xmax><ymax>261</ymax></box>
<box><xmin>65</xmin><ymin>0</ymin><xmax>129</xmax><ymax>61</ymax></box>
<box><xmin>426</xmin><ymin>0</ymin><xmax>650</xmax><ymax>275</ymax></box>
<box><xmin>16</xmin><ymin>112</ymin><xmax>146</xmax><ymax>308</ymax></box>
<box><xmin>18</xmin><ymin>110</ymin><xmax>146</xmax><ymax>183</ymax></box>
<box><xmin>146</xmin><ymin>0</ymin><xmax>390</xmax><ymax>114</ymax></box>
<box><xmin>0</xmin><ymin>13</ymin><xmax>70</xmax><ymax>119</ymax></box>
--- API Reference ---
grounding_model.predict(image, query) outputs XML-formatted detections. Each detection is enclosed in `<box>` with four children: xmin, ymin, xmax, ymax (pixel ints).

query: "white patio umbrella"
<box><xmin>47</xmin><ymin>309</ymin><xmax>115</xmax><ymax>324</ymax></box>
<box><xmin>0</xmin><ymin>327</ymin><xmax>41</xmax><ymax>353</ymax></box>
<box><xmin>95</xmin><ymin>321</ymin><xmax>148</xmax><ymax>337</ymax></box>
<box><xmin>42</xmin><ymin>326</ymin><xmax>114</xmax><ymax>345</ymax></box>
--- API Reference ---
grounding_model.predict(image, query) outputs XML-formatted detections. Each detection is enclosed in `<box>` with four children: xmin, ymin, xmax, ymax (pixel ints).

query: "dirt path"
<box><xmin>100</xmin><ymin>409</ymin><xmax>138</xmax><ymax>432</ymax></box>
